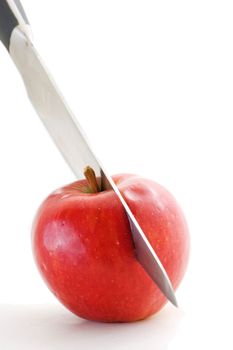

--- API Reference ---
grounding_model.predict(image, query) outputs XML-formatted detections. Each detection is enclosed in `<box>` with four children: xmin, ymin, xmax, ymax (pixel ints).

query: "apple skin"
<box><xmin>32</xmin><ymin>174</ymin><xmax>190</xmax><ymax>322</ymax></box>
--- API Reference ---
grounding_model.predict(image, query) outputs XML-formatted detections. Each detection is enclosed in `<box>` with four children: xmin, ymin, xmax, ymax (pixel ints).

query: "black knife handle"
<box><xmin>0</xmin><ymin>0</ymin><xmax>29</xmax><ymax>51</ymax></box>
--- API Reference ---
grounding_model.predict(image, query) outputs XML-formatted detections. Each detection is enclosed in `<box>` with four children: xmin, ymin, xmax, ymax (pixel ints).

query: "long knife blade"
<box><xmin>9</xmin><ymin>27</ymin><xmax>177</xmax><ymax>306</ymax></box>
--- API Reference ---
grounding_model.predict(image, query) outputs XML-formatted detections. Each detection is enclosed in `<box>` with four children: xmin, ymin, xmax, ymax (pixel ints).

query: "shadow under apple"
<box><xmin>0</xmin><ymin>303</ymin><xmax>184</xmax><ymax>350</ymax></box>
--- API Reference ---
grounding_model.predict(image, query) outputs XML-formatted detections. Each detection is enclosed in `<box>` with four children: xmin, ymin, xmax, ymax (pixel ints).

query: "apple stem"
<box><xmin>84</xmin><ymin>166</ymin><xmax>100</xmax><ymax>193</ymax></box>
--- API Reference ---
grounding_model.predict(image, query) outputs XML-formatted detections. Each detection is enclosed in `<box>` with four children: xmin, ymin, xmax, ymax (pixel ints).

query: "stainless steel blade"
<box><xmin>9</xmin><ymin>27</ymin><xmax>177</xmax><ymax>306</ymax></box>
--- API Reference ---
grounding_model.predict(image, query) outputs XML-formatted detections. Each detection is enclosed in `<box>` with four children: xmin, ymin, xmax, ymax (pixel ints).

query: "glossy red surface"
<box><xmin>32</xmin><ymin>174</ymin><xmax>190</xmax><ymax>322</ymax></box>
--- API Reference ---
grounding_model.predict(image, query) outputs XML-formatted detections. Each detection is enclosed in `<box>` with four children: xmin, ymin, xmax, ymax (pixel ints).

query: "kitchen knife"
<box><xmin>0</xmin><ymin>0</ymin><xmax>177</xmax><ymax>306</ymax></box>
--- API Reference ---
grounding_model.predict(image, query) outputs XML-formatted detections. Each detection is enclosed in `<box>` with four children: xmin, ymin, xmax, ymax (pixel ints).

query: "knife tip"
<box><xmin>169</xmin><ymin>293</ymin><xmax>178</xmax><ymax>308</ymax></box>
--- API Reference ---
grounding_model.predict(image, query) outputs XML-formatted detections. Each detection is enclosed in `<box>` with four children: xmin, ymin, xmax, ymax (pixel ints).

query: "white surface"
<box><xmin>0</xmin><ymin>304</ymin><xmax>182</xmax><ymax>350</ymax></box>
<box><xmin>0</xmin><ymin>0</ymin><xmax>233</xmax><ymax>348</ymax></box>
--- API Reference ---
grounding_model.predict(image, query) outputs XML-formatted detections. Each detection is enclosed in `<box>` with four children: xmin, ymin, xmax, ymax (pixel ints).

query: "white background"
<box><xmin>0</xmin><ymin>0</ymin><xmax>232</xmax><ymax>348</ymax></box>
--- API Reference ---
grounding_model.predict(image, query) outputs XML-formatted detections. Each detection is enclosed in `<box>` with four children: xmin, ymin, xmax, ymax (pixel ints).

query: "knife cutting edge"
<box><xmin>0</xmin><ymin>0</ymin><xmax>177</xmax><ymax>306</ymax></box>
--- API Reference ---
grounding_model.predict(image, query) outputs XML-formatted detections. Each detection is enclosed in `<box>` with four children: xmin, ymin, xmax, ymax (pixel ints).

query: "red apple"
<box><xmin>32</xmin><ymin>171</ymin><xmax>190</xmax><ymax>322</ymax></box>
